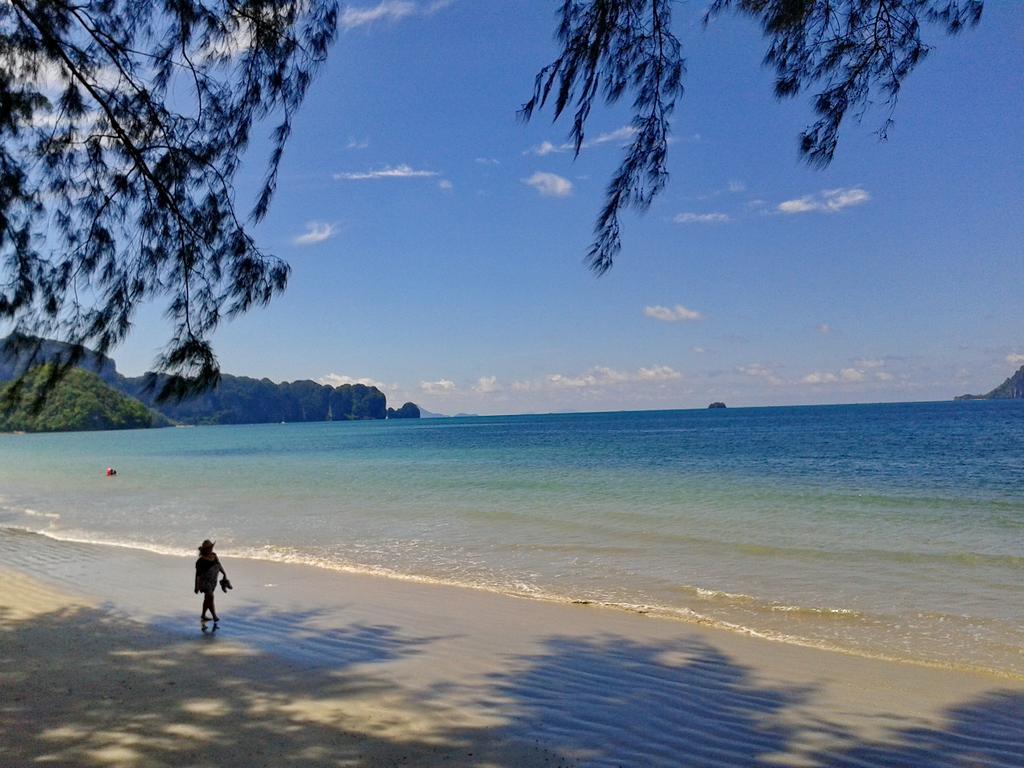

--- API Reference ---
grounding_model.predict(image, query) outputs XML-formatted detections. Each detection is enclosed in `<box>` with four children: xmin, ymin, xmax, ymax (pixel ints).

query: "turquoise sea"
<box><xmin>1</xmin><ymin>401</ymin><xmax>1022</xmax><ymax>676</ymax></box>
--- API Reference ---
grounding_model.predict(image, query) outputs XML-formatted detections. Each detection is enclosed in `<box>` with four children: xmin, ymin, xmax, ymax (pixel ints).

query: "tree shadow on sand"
<box><xmin>466</xmin><ymin>634</ymin><xmax>1024</xmax><ymax>767</ymax></box>
<box><xmin>146</xmin><ymin>604</ymin><xmax>447</xmax><ymax>669</ymax></box>
<box><xmin>0</xmin><ymin>603</ymin><xmax>470</xmax><ymax>766</ymax></box>
<box><xmin>465</xmin><ymin>635</ymin><xmax>813</xmax><ymax>767</ymax></box>
<box><xmin>817</xmin><ymin>688</ymin><xmax>1024</xmax><ymax>768</ymax></box>
<box><xmin>1</xmin><ymin>605</ymin><xmax>1022</xmax><ymax>767</ymax></box>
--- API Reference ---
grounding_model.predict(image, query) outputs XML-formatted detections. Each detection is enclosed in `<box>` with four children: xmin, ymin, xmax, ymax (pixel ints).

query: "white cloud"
<box><xmin>778</xmin><ymin>197</ymin><xmax>819</xmax><ymax>214</ymax></box>
<box><xmin>473</xmin><ymin>376</ymin><xmax>500</xmax><ymax>393</ymax></box>
<box><xmin>198</xmin><ymin>24</ymin><xmax>257</xmax><ymax>60</ymax></box>
<box><xmin>673</xmin><ymin>212</ymin><xmax>730</xmax><ymax>224</ymax></box>
<box><xmin>516</xmin><ymin>365</ymin><xmax>681</xmax><ymax>392</ymax></box>
<box><xmin>802</xmin><ymin>371</ymin><xmax>838</xmax><ymax>384</ymax></box>
<box><xmin>438</xmin><ymin>179</ymin><xmax>453</xmax><ymax>191</ymax></box>
<box><xmin>591</xmin><ymin>126</ymin><xmax>637</xmax><ymax>146</ymax></box>
<box><xmin>823</xmin><ymin>187</ymin><xmax>871</xmax><ymax>210</ymax></box>
<box><xmin>30</xmin><ymin>111</ymin><xmax>62</xmax><ymax>129</ymax></box>
<box><xmin>293</xmin><ymin>222</ymin><xmax>337</xmax><ymax>246</ymax></box>
<box><xmin>318</xmin><ymin>373</ymin><xmax>387</xmax><ymax>389</ymax></box>
<box><xmin>523</xmin><ymin>172</ymin><xmax>573</xmax><ymax>198</ymax></box>
<box><xmin>526</xmin><ymin>140</ymin><xmax>563</xmax><ymax>157</ymax></box>
<box><xmin>525</xmin><ymin>125</ymin><xmax>636</xmax><ymax>156</ymax></box>
<box><xmin>644</xmin><ymin>304</ymin><xmax>703</xmax><ymax>322</ymax></box>
<box><xmin>340</xmin><ymin>0</ymin><xmax>452</xmax><ymax>30</ymax></box>
<box><xmin>801</xmin><ymin>360</ymin><xmax>896</xmax><ymax>385</ymax></box>
<box><xmin>341</xmin><ymin>1</ymin><xmax>416</xmax><ymax>29</ymax></box>
<box><xmin>420</xmin><ymin>379</ymin><xmax>456</xmax><ymax>394</ymax></box>
<box><xmin>334</xmin><ymin>164</ymin><xmax>438</xmax><ymax>181</ymax></box>
<box><xmin>818</xmin><ymin>323</ymin><xmax>832</xmax><ymax>335</ymax></box>
<box><xmin>691</xmin><ymin>346</ymin><xmax>706</xmax><ymax>354</ymax></box>
<box><xmin>20</xmin><ymin>59</ymin><xmax>68</xmax><ymax>93</ymax></box>
<box><xmin>777</xmin><ymin>187</ymin><xmax>870</xmax><ymax>214</ymax></box>
<box><xmin>1006</xmin><ymin>353</ymin><xmax>1024</xmax><ymax>365</ymax></box>
<box><xmin>728</xmin><ymin>180</ymin><xmax>746</xmax><ymax>193</ymax></box>
<box><xmin>739</xmin><ymin>363</ymin><xmax>785</xmax><ymax>386</ymax></box>
<box><xmin>802</xmin><ymin>367</ymin><xmax>871</xmax><ymax>384</ymax></box>
<box><xmin>474</xmin><ymin>157</ymin><xmax>500</xmax><ymax>166</ymax></box>
<box><xmin>546</xmin><ymin>373</ymin><xmax>596</xmax><ymax>389</ymax></box>
<box><xmin>636</xmin><ymin>365</ymin><xmax>681</xmax><ymax>382</ymax></box>
<box><xmin>345</xmin><ymin>137</ymin><xmax>369</xmax><ymax>150</ymax></box>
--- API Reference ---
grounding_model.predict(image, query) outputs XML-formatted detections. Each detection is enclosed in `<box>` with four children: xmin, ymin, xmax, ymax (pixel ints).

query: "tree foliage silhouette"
<box><xmin>0</xmin><ymin>0</ymin><xmax>983</xmax><ymax>395</ymax></box>
<box><xmin>522</xmin><ymin>0</ymin><xmax>983</xmax><ymax>274</ymax></box>
<box><xmin>0</xmin><ymin>0</ymin><xmax>336</xmax><ymax>398</ymax></box>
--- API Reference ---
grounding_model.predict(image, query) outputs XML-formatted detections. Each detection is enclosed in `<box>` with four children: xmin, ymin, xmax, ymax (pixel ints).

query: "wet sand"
<box><xmin>1</xmin><ymin>530</ymin><xmax>1022</xmax><ymax>767</ymax></box>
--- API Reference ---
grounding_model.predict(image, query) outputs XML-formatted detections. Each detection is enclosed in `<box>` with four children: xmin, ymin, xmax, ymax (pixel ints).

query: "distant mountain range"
<box><xmin>955</xmin><ymin>366</ymin><xmax>1024</xmax><ymax>400</ymax></box>
<box><xmin>1</xmin><ymin>335</ymin><xmax>421</xmax><ymax>428</ymax></box>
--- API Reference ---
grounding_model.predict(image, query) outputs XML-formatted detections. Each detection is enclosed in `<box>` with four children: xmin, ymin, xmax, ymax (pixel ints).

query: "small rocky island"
<box><xmin>387</xmin><ymin>402</ymin><xmax>421</xmax><ymax>419</ymax></box>
<box><xmin>955</xmin><ymin>366</ymin><xmax>1024</xmax><ymax>400</ymax></box>
<box><xmin>708</xmin><ymin>402</ymin><xmax>727</xmax><ymax>409</ymax></box>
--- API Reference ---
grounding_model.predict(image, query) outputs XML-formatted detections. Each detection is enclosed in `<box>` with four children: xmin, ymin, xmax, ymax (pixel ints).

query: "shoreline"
<box><xmin>6</xmin><ymin>524</ymin><xmax>1022</xmax><ymax>681</ymax></box>
<box><xmin>3</xmin><ymin>527</ymin><xmax>1023</xmax><ymax>766</ymax></box>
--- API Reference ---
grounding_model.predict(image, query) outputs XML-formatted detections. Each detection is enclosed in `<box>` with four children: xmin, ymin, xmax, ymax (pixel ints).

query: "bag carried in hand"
<box><xmin>220</xmin><ymin>577</ymin><xmax>233</xmax><ymax>592</ymax></box>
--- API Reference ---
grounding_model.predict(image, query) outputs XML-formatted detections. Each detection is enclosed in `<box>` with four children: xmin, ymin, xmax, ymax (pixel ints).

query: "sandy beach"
<box><xmin>1</xmin><ymin>529</ymin><xmax>1021</xmax><ymax>767</ymax></box>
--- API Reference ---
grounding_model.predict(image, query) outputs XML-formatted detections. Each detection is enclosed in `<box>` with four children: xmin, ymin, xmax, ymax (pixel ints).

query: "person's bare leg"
<box><xmin>208</xmin><ymin>592</ymin><xmax>218</xmax><ymax>622</ymax></box>
<box><xmin>201</xmin><ymin>592</ymin><xmax>214</xmax><ymax>621</ymax></box>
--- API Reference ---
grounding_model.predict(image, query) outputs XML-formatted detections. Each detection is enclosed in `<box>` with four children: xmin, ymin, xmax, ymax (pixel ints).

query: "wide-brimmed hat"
<box><xmin>199</xmin><ymin>539</ymin><xmax>215</xmax><ymax>552</ymax></box>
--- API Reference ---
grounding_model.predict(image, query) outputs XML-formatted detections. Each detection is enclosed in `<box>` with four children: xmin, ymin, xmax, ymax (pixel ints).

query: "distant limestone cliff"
<box><xmin>955</xmin><ymin>366</ymin><xmax>1024</xmax><ymax>400</ymax></box>
<box><xmin>1</xmin><ymin>335</ymin><xmax>388</xmax><ymax>426</ymax></box>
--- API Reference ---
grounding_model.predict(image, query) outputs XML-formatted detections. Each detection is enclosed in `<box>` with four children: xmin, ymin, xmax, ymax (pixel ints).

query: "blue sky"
<box><xmin>114</xmin><ymin>1</ymin><xmax>1023</xmax><ymax>414</ymax></box>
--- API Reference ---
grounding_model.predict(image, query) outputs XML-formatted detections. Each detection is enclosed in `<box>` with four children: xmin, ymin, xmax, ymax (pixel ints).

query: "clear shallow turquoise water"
<box><xmin>1</xmin><ymin>401</ymin><xmax>1022</xmax><ymax>675</ymax></box>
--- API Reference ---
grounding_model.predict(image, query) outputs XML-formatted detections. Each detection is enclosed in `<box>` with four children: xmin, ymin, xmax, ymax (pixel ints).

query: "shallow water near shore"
<box><xmin>1</xmin><ymin>401</ymin><xmax>1022</xmax><ymax>676</ymax></box>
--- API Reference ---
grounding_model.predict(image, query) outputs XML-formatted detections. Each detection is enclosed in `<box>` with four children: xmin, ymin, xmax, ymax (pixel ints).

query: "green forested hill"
<box><xmin>0</xmin><ymin>366</ymin><xmax>168</xmax><ymax>432</ymax></box>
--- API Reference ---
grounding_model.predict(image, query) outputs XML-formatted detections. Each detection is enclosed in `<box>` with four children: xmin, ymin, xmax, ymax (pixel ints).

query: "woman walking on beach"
<box><xmin>195</xmin><ymin>539</ymin><xmax>229</xmax><ymax>623</ymax></box>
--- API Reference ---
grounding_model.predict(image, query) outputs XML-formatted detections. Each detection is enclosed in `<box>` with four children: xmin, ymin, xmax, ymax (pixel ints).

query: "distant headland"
<box><xmin>1</xmin><ymin>335</ymin><xmax>421</xmax><ymax>431</ymax></box>
<box><xmin>708</xmin><ymin>402</ymin><xmax>727</xmax><ymax>409</ymax></box>
<box><xmin>955</xmin><ymin>366</ymin><xmax>1024</xmax><ymax>400</ymax></box>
